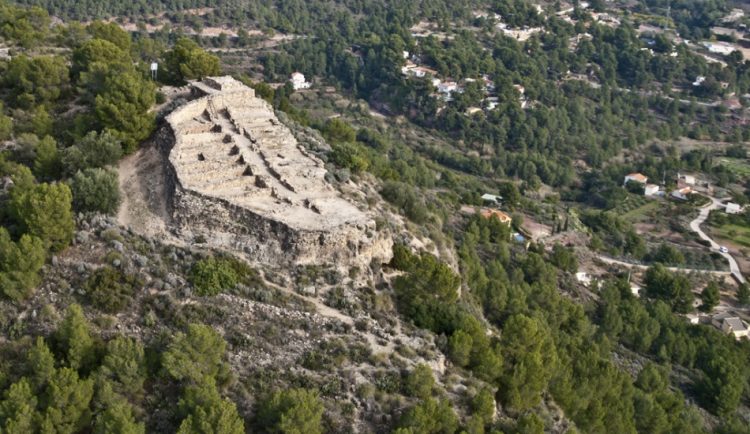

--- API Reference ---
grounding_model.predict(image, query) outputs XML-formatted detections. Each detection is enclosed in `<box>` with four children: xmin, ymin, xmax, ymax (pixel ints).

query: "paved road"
<box><xmin>688</xmin><ymin>197</ymin><xmax>746</xmax><ymax>283</ymax></box>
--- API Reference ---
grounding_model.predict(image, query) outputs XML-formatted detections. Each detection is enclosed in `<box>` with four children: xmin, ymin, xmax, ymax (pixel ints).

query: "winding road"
<box><xmin>594</xmin><ymin>197</ymin><xmax>746</xmax><ymax>283</ymax></box>
<box><xmin>689</xmin><ymin>197</ymin><xmax>746</xmax><ymax>283</ymax></box>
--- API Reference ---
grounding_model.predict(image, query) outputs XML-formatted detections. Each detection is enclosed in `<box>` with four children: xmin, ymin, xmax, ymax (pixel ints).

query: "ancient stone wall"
<box><xmin>161</xmin><ymin>77</ymin><xmax>392</xmax><ymax>267</ymax></box>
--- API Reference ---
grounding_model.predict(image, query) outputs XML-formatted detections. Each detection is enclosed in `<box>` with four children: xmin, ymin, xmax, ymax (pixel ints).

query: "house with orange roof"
<box><xmin>480</xmin><ymin>208</ymin><xmax>512</xmax><ymax>225</ymax></box>
<box><xmin>624</xmin><ymin>172</ymin><xmax>648</xmax><ymax>185</ymax></box>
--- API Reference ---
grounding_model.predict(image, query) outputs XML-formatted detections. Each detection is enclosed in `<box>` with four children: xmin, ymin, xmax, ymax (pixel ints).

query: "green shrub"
<box><xmin>85</xmin><ymin>266</ymin><xmax>139</xmax><ymax>313</ymax></box>
<box><xmin>257</xmin><ymin>388</ymin><xmax>324</xmax><ymax>434</ymax></box>
<box><xmin>0</xmin><ymin>228</ymin><xmax>46</xmax><ymax>301</ymax></box>
<box><xmin>189</xmin><ymin>256</ymin><xmax>258</xmax><ymax>296</ymax></box>
<box><xmin>70</xmin><ymin>167</ymin><xmax>120</xmax><ymax>214</ymax></box>
<box><xmin>329</xmin><ymin>142</ymin><xmax>369</xmax><ymax>173</ymax></box>
<box><xmin>61</xmin><ymin>130</ymin><xmax>123</xmax><ymax>176</ymax></box>
<box><xmin>404</xmin><ymin>364</ymin><xmax>434</xmax><ymax>399</ymax></box>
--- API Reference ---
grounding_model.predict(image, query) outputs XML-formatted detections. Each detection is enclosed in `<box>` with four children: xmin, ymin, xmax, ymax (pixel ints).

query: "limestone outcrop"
<box><xmin>163</xmin><ymin>76</ymin><xmax>392</xmax><ymax>267</ymax></box>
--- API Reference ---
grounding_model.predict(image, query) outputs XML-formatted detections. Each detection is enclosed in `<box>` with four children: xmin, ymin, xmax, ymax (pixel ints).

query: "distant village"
<box><xmin>392</xmin><ymin>3</ymin><xmax>750</xmax><ymax>117</ymax></box>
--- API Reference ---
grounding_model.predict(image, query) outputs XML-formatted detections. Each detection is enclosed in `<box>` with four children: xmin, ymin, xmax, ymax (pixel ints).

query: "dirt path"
<box><xmin>117</xmin><ymin>143</ymin><xmax>181</xmax><ymax>242</ymax></box>
<box><xmin>596</xmin><ymin>255</ymin><xmax>732</xmax><ymax>276</ymax></box>
<box><xmin>256</xmin><ymin>269</ymin><xmax>400</xmax><ymax>355</ymax></box>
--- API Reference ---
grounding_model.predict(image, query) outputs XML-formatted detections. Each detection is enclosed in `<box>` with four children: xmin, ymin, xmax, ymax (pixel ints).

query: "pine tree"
<box><xmin>0</xmin><ymin>228</ymin><xmax>46</xmax><ymax>301</ymax></box>
<box><xmin>40</xmin><ymin>367</ymin><xmax>94</xmax><ymax>433</ymax></box>
<box><xmin>10</xmin><ymin>182</ymin><xmax>75</xmax><ymax>252</ymax></box>
<box><xmin>177</xmin><ymin>379</ymin><xmax>244</xmax><ymax>434</ymax></box>
<box><xmin>699</xmin><ymin>281</ymin><xmax>720</xmax><ymax>313</ymax></box>
<box><xmin>26</xmin><ymin>337</ymin><xmax>55</xmax><ymax>391</ymax></box>
<box><xmin>162</xmin><ymin>324</ymin><xmax>228</xmax><ymax>384</ymax></box>
<box><xmin>737</xmin><ymin>283</ymin><xmax>750</xmax><ymax>306</ymax></box>
<box><xmin>55</xmin><ymin>304</ymin><xmax>95</xmax><ymax>371</ymax></box>
<box><xmin>257</xmin><ymin>388</ymin><xmax>324</xmax><ymax>434</ymax></box>
<box><xmin>499</xmin><ymin>314</ymin><xmax>558</xmax><ymax>411</ymax></box>
<box><xmin>94</xmin><ymin>400</ymin><xmax>144</xmax><ymax>434</ymax></box>
<box><xmin>0</xmin><ymin>378</ymin><xmax>39</xmax><ymax>433</ymax></box>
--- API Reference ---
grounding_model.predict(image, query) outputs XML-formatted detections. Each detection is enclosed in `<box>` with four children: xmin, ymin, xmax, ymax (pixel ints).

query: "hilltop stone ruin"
<box><xmin>162</xmin><ymin>76</ymin><xmax>392</xmax><ymax>267</ymax></box>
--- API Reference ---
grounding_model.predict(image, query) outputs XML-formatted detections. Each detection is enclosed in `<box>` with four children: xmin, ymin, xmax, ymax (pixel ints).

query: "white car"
<box><xmin>719</xmin><ymin>246</ymin><xmax>729</xmax><ymax>253</ymax></box>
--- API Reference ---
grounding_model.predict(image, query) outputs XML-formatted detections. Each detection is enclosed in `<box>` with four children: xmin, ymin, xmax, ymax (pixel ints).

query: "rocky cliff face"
<box><xmin>158</xmin><ymin>77</ymin><xmax>392</xmax><ymax>269</ymax></box>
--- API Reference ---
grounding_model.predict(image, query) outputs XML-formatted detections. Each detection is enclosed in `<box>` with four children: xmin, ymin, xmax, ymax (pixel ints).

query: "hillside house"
<box><xmin>679</xmin><ymin>174</ymin><xmax>696</xmax><ymax>185</ymax></box>
<box><xmin>437</xmin><ymin>81</ymin><xmax>459</xmax><ymax>94</ymax></box>
<box><xmin>576</xmin><ymin>272</ymin><xmax>599</xmax><ymax>289</ymax></box>
<box><xmin>671</xmin><ymin>186</ymin><xmax>692</xmax><ymax>201</ymax></box>
<box><xmin>400</xmin><ymin>61</ymin><xmax>417</xmax><ymax>75</ymax></box>
<box><xmin>702</xmin><ymin>41</ymin><xmax>736</xmax><ymax>55</ymax></box>
<box><xmin>726</xmin><ymin>202</ymin><xmax>742</xmax><ymax>214</ymax></box>
<box><xmin>437</xmin><ymin>81</ymin><xmax>461</xmax><ymax>101</ymax></box>
<box><xmin>712</xmin><ymin>313</ymin><xmax>749</xmax><ymax>339</ymax></box>
<box><xmin>481</xmin><ymin>193</ymin><xmax>502</xmax><ymax>205</ymax></box>
<box><xmin>290</xmin><ymin>72</ymin><xmax>311</xmax><ymax>90</ymax></box>
<box><xmin>624</xmin><ymin>173</ymin><xmax>648</xmax><ymax>185</ymax></box>
<box><xmin>644</xmin><ymin>184</ymin><xmax>660</xmax><ymax>196</ymax></box>
<box><xmin>482</xmin><ymin>75</ymin><xmax>495</xmax><ymax>92</ymax></box>
<box><xmin>592</xmin><ymin>12</ymin><xmax>620</xmax><ymax>27</ymax></box>
<box><xmin>480</xmin><ymin>208</ymin><xmax>512</xmax><ymax>225</ymax></box>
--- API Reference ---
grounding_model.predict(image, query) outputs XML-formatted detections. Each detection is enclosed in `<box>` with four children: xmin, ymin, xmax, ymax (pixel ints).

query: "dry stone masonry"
<box><xmin>163</xmin><ymin>77</ymin><xmax>392</xmax><ymax>267</ymax></box>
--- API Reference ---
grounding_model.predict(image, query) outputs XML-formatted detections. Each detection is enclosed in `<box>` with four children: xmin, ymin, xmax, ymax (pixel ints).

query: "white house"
<box><xmin>437</xmin><ymin>81</ymin><xmax>459</xmax><ymax>94</ymax></box>
<box><xmin>481</xmin><ymin>193</ymin><xmax>502</xmax><ymax>204</ymax></box>
<box><xmin>644</xmin><ymin>184</ymin><xmax>660</xmax><ymax>196</ymax></box>
<box><xmin>576</xmin><ymin>272</ymin><xmax>591</xmax><ymax>286</ymax></box>
<box><xmin>701</xmin><ymin>41</ymin><xmax>736</xmax><ymax>56</ymax></box>
<box><xmin>624</xmin><ymin>173</ymin><xmax>648</xmax><ymax>185</ymax></box>
<box><xmin>712</xmin><ymin>313</ymin><xmax>749</xmax><ymax>339</ymax></box>
<box><xmin>482</xmin><ymin>75</ymin><xmax>495</xmax><ymax>92</ymax></box>
<box><xmin>290</xmin><ymin>72</ymin><xmax>311</xmax><ymax>90</ymax></box>
<box><xmin>576</xmin><ymin>272</ymin><xmax>600</xmax><ymax>289</ymax></box>
<box><xmin>726</xmin><ymin>202</ymin><xmax>742</xmax><ymax>214</ymax></box>
<box><xmin>679</xmin><ymin>174</ymin><xmax>696</xmax><ymax>185</ymax></box>
<box><xmin>685</xmin><ymin>313</ymin><xmax>701</xmax><ymax>324</ymax></box>
<box><xmin>630</xmin><ymin>284</ymin><xmax>641</xmax><ymax>297</ymax></box>
<box><xmin>400</xmin><ymin>61</ymin><xmax>416</xmax><ymax>75</ymax></box>
<box><xmin>410</xmin><ymin>66</ymin><xmax>437</xmax><ymax>78</ymax></box>
<box><xmin>592</xmin><ymin>12</ymin><xmax>620</xmax><ymax>26</ymax></box>
<box><xmin>693</xmin><ymin>76</ymin><xmax>706</xmax><ymax>86</ymax></box>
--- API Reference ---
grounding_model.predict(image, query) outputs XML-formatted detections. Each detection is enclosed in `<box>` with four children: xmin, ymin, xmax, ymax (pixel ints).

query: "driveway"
<box><xmin>689</xmin><ymin>197</ymin><xmax>746</xmax><ymax>283</ymax></box>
